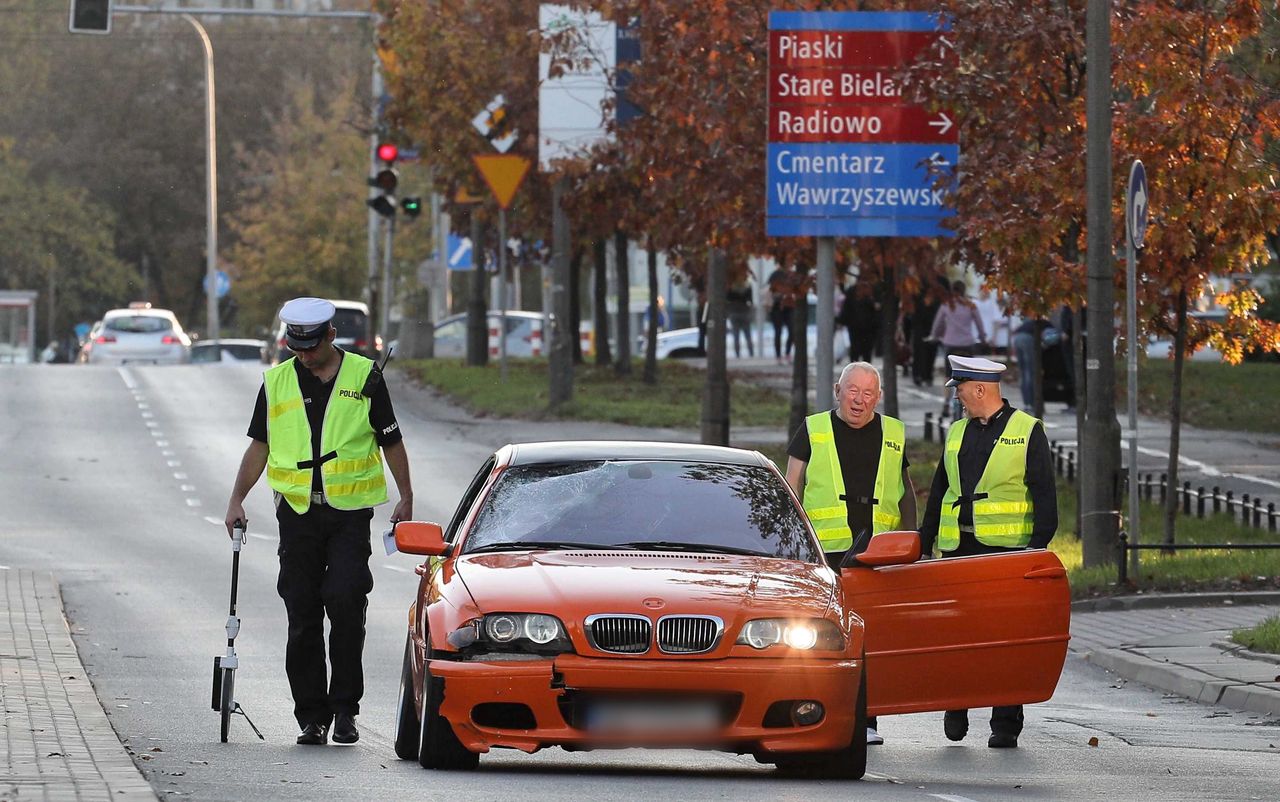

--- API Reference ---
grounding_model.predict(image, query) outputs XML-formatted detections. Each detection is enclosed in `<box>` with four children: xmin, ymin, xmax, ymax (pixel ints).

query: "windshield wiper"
<box><xmin>466</xmin><ymin>540</ymin><xmax>630</xmax><ymax>554</ymax></box>
<box><xmin>619</xmin><ymin>540</ymin><xmax>771</xmax><ymax>557</ymax></box>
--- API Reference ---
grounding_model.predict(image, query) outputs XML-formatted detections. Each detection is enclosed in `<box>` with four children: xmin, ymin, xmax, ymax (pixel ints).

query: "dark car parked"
<box><xmin>264</xmin><ymin>300</ymin><xmax>377</xmax><ymax>364</ymax></box>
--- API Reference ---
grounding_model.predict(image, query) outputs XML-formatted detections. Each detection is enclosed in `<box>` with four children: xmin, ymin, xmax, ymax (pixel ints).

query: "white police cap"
<box><xmin>946</xmin><ymin>355</ymin><xmax>1007</xmax><ymax>387</ymax></box>
<box><xmin>280</xmin><ymin>297</ymin><xmax>335</xmax><ymax>350</ymax></box>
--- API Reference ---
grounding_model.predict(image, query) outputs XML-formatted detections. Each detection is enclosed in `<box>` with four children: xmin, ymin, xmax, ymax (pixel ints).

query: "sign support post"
<box><xmin>816</xmin><ymin>237</ymin><xmax>835</xmax><ymax>410</ymax></box>
<box><xmin>1125</xmin><ymin>160</ymin><xmax>1148</xmax><ymax>580</ymax></box>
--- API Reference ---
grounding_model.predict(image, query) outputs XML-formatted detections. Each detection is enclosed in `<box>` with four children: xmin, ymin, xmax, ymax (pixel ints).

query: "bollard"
<box><xmin>939</xmin><ymin>423</ymin><xmax>947</xmax><ymax>444</ymax></box>
<box><xmin>1269</xmin><ymin>503</ymin><xmax>1276</xmax><ymax>533</ymax></box>
<box><xmin>1242</xmin><ymin>494</ymin><xmax>1251</xmax><ymax>526</ymax></box>
<box><xmin>1067</xmin><ymin>452</ymin><xmax>1075</xmax><ymax>483</ymax></box>
<box><xmin>1226</xmin><ymin>490</ymin><xmax>1235</xmax><ymax>518</ymax></box>
<box><xmin>1160</xmin><ymin>473</ymin><xmax>1168</xmax><ymax>504</ymax></box>
<box><xmin>1117</xmin><ymin>531</ymin><xmax>1129</xmax><ymax>586</ymax></box>
<box><xmin>1196</xmin><ymin>487</ymin><xmax>1205</xmax><ymax>519</ymax></box>
<box><xmin>1253</xmin><ymin>498</ymin><xmax>1263</xmax><ymax>528</ymax></box>
<box><xmin>1144</xmin><ymin>473</ymin><xmax>1154</xmax><ymax>502</ymax></box>
<box><xmin>924</xmin><ymin>412</ymin><xmax>934</xmax><ymax>443</ymax></box>
<box><xmin>1213</xmin><ymin>486</ymin><xmax>1221</xmax><ymax>515</ymax></box>
<box><xmin>1182</xmin><ymin>481</ymin><xmax>1192</xmax><ymax>516</ymax></box>
<box><xmin>1055</xmin><ymin>443</ymin><xmax>1064</xmax><ymax>476</ymax></box>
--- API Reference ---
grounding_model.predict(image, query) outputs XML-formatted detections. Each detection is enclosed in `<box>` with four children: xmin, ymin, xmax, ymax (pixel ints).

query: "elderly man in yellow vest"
<box><xmin>224</xmin><ymin>297</ymin><xmax>414</xmax><ymax>747</ymax></box>
<box><xmin>919</xmin><ymin>354</ymin><xmax>1058</xmax><ymax>750</ymax></box>
<box><xmin>786</xmin><ymin>360</ymin><xmax>916</xmax><ymax>747</ymax></box>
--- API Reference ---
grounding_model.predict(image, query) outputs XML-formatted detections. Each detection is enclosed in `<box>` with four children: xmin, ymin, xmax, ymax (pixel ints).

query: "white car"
<box><xmin>644</xmin><ymin>298</ymin><xmax>849</xmax><ymax>360</ymax></box>
<box><xmin>86</xmin><ymin>307</ymin><xmax>191</xmax><ymax>365</ymax></box>
<box><xmin>433</xmin><ymin>311</ymin><xmax>547</xmax><ymax>358</ymax></box>
<box><xmin>190</xmin><ymin>339</ymin><xmax>268</xmax><ymax>364</ymax></box>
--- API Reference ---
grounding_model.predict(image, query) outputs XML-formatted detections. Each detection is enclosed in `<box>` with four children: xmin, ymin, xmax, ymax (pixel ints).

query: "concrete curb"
<box><xmin>1084</xmin><ymin>647</ymin><xmax>1280</xmax><ymax>718</ymax></box>
<box><xmin>1212</xmin><ymin>640</ymin><xmax>1280</xmax><ymax>666</ymax></box>
<box><xmin>1071</xmin><ymin>590</ymin><xmax>1280</xmax><ymax>613</ymax></box>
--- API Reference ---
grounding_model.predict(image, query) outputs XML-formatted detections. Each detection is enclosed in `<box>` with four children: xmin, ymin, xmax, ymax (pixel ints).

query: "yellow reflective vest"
<box><xmin>938</xmin><ymin>409</ymin><xmax>1037</xmax><ymax>551</ymax></box>
<box><xmin>802</xmin><ymin>412</ymin><xmax>906</xmax><ymax>553</ymax></box>
<box><xmin>264</xmin><ymin>354</ymin><xmax>388</xmax><ymax>514</ymax></box>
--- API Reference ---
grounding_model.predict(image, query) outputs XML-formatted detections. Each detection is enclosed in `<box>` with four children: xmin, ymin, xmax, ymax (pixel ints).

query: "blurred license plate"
<box><xmin>585</xmin><ymin>698</ymin><xmax>720</xmax><ymax>734</ymax></box>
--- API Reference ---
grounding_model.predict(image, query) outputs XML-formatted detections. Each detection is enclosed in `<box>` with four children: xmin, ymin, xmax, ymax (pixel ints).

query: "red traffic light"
<box><xmin>376</xmin><ymin>143</ymin><xmax>399</xmax><ymax>164</ymax></box>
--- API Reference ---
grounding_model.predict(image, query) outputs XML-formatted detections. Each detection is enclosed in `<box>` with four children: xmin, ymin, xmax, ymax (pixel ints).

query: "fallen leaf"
<box><xmin>1146</xmin><ymin>712</ymin><xmax>1157</xmax><ymax>717</ymax></box>
<box><xmin>1088</xmin><ymin>736</ymin><xmax>1099</xmax><ymax>747</ymax></box>
<box><xmin>150</xmin><ymin>747</ymin><xmax>164</xmax><ymax>753</ymax></box>
<box><xmin>47</xmin><ymin>752</ymin><xmax>65</xmax><ymax>757</ymax></box>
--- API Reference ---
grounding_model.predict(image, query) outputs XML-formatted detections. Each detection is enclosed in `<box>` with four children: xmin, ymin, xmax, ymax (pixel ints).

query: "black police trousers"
<box><xmin>276</xmin><ymin>501</ymin><xmax>374</xmax><ymax>728</ymax></box>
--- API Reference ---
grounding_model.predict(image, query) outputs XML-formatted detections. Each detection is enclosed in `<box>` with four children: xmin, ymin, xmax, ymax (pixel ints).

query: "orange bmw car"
<box><xmin>392</xmin><ymin>442</ymin><xmax>1070</xmax><ymax>778</ymax></box>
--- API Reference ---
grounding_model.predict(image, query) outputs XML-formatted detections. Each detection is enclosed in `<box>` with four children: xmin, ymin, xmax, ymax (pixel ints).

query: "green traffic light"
<box><xmin>400</xmin><ymin>196</ymin><xmax>422</xmax><ymax>217</ymax></box>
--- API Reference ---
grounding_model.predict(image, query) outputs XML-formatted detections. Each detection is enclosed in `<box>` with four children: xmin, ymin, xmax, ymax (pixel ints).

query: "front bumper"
<box><xmin>430</xmin><ymin>653</ymin><xmax>860</xmax><ymax>755</ymax></box>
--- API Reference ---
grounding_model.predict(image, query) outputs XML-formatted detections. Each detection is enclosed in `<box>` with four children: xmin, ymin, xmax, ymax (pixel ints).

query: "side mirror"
<box><xmin>394</xmin><ymin>521</ymin><xmax>451</xmax><ymax>556</ymax></box>
<box><xmin>849</xmin><ymin>531</ymin><xmax>921</xmax><ymax>567</ymax></box>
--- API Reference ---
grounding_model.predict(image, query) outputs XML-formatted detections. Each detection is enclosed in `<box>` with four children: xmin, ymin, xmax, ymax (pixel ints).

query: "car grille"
<box><xmin>656</xmin><ymin>615</ymin><xmax>723</xmax><ymax>654</ymax></box>
<box><xmin>586</xmin><ymin>615</ymin><xmax>651</xmax><ymax>654</ymax></box>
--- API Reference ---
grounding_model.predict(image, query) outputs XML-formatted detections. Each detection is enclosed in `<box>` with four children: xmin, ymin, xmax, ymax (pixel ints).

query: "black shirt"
<box><xmin>247</xmin><ymin>351</ymin><xmax>403</xmax><ymax>492</ymax></box>
<box><xmin>788</xmin><ymin>412</ymin><xmax>909</xmax><ymax>543</ymax></box>
<box><xmin>919</xmin><ymin>400</ymin><xmax>1057</xmax><ymax>556</ymax></box>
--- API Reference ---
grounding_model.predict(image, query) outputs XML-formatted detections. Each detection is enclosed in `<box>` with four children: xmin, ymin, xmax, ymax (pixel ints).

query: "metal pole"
<box><xmin>815</xmin><ymin>237</ymin><xmax>835</xmax><ymax>410</ymax></box>
<box><xmin>499</xmin><ymin>207</ymin><xmax>508</xmax><ymax>382</ymax></box>
<box><xmin>367</xmin><ymin>42</ymin><xmax>382</xmax><ymax>318</ymax></box>
<box><xmin>381</xmin><ymin>215</ymin><xmax>394</xmax><ymax>345</ymax></box>
<box><xmin>182</xmin><ymin>14</ymin><xmax>218</xmax><ymax>343</ymax></box>
<box><xmin>1127</xmin><ymin>183</ymin><xmax>1140</xmax><ymax>580</ymax></box>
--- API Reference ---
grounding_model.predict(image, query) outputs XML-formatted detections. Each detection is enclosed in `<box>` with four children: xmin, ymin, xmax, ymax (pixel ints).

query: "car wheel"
<box><xmin>667</xmin><ymin>347</ymin><xmax>704</xmax><ymax>359</ymax></box>
<box><xmin>393</xmin><ymin>635</ymin><xmax>421</xmax><ymax>760</ymax></box>
<box><xmin>418</xmin><ymin>650</ymin><xmax>479</xmax><ymax>771</ymax></box>
<box><xmin>773</xmin><ymin>655</ymin><xmax>868</xmax><ymax>780</ymax></box>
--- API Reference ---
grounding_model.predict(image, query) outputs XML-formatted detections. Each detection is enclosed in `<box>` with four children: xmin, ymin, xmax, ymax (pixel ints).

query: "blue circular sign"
<box><xmin>1127</xmin><ymin>161</ymin><xmax>1148</xmax><ymax>248</ymax></box>
<box><xmin>203</xmin><ymin>270</ymin><xmax>231</xmax><ymax>299</ymax></box>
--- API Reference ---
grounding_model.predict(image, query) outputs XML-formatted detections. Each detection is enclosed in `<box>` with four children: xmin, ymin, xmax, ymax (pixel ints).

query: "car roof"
<box><xmin>192</xmin><ymin>338</ymin><xmax>265</xmax><ymax>347</ymax></box>
<box><xmin>500</xmin><ymin>440</ymin><xmax>770</xmax><ymax>468</ymax></box>
<box><xmin>103</xmin><ymin>307</ymin><xmax>178</xmax><ymax>320</ymax></box>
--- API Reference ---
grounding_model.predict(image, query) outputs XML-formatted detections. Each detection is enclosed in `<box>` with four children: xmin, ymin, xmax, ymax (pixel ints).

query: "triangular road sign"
<box><xmin>472</xmin><ymin>154</ymin><xmax>532</xmax><ymax>210</ymax></box>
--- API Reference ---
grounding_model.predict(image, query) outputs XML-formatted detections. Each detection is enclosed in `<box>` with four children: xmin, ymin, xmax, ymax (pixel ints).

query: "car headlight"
<box><xmin>736</xmin><ymin>619</ymin><xmax>844</xmax><ymax>651</ymax></box>
<box><xmin>477</xmin><ymin>613</ymin><xmax>573</xmax><ymax>653</ymax></box>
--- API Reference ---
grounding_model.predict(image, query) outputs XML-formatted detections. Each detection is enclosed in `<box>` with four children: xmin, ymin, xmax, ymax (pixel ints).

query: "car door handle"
<box><xmin>1024</xmin><ymin>566</ymin><xmax>1067</xmax><ymax>579</ymax></box>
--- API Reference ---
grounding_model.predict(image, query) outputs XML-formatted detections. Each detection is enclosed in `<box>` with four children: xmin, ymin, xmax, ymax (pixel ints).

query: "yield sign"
<box><xmin>472</xmin><ymin>154</ymin><xmax>532</xmax><ymax>210</ymax></box>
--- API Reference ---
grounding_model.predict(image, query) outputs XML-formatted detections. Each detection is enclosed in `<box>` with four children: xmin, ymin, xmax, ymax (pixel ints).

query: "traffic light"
<box><xmin>367</xmin><ymin>142</ymin><xmax>398</xmax><ymax>218</ymax></box>
<box><xmin>69</xmin><ymin>0</ymin><xmax>112</xmax><ymax>34</ymax></box>
<box><xmin>400</xmin><ymin>197</ymin><xmax>422</xmax><ymax>218</ymax></box>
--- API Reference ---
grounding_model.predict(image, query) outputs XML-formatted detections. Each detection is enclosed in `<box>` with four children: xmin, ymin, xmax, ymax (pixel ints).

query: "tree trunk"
<box><xmin>701</xmin><ymin>248</ymin><xmax>729</xmax><ymax>445</ymax></box>
<box><xmin>1163</xmin><ymin>289</ymin><xmax>1189</xmax><ymax>549</ymax></box>
<box><xmin>570</xmin><ymin>245</ymin><xmax>583</xmax><ymax>364</ymax></box>
<box><xmin>614</xmin><ymin>229</ymin><xmax>632</xmax><ymax>376</ymax></box>
<box><xmin>548</xmin><ymin>178</ymin><xmax>574</xmax><ymax>408</ymax></box>
<box><xmin>1074</xmin><ymin>304</ymin><xmax>1086</xmax><ymax>537</ymax></box>
<box><xmin>643</xmin><ymin>241</ymin><xmax>659</xmax><ymax>385</ymax></box>
<box><xmin>466</xmin><ymin>210</ymin><xmax>488</xmax><ymax>366</ymax></box>
<box><xmin>789</xmin><ymin>273</ymin><xmax>810</xmax><ymax>438</ymax></box>
<box><xmin>592</xmin><ymin>237</ymin><xmax>611</xmax><ymax>366</ymax></box>
<box><xmin>879</xmin><ymin>256</ymin><xmax>899</xmax><ymax>417</ymax></box>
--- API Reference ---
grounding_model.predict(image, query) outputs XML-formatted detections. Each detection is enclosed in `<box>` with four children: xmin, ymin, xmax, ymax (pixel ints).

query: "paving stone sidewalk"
<box><xmin>1</xmin><ymin>569</ymin><xmax>156</xmax><ymax>802</ymax></box>
<box><xmin>1070</xmin><ymin>594</ymin><xmax>1280</xmax><ymax>718</ymax></box>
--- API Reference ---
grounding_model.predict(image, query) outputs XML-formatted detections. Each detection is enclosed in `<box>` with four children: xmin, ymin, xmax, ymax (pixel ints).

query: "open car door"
<box><xmin>841</xmin><ymin>533</ymin><xmax>1070</xmax><ymax>717</ymax></box>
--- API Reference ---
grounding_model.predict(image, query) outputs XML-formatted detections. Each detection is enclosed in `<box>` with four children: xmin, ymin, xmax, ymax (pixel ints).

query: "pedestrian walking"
<box><xmin>726</xmin><ymin>279</ymin><xmax>755</xmax><ymax>358</ymax></box>
<box><xmin>838</xmin><ymin>278</ymin><xmax>880</xmax><ymax>363</ymax></box>
<box><xmin>785</xmin><ymin>360</ymin><xmax>917</xmax><ymax>748</ymax></box>
<box><xmin>918</xmin><ymin>355</ymin><xmax>1057</xmax><ymax>749</ymax></box>
<box><xmin>766</xmin><ymin>266</ymin><xmax>795</xmax><ymax>363</ymax></box>
<box><xmin>1011</xmin><ymin>317</ymin><xmax>1050</xmax><ymax>410</ymax></box>
<box><xmin>929</xmin><ymin>281</ymin><xmax>987</xmax><ymax>417</ymax></box>
<box><xmin>223</xmin><ymin>297</ymin><xmax>414</xmax><ymax>747</ymax></box>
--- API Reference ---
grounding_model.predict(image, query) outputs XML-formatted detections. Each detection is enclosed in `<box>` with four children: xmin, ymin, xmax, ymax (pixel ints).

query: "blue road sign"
<box><xmin>447</xmin><ymin>234</ymin><xmax>473</xmax><ymax>270</ymax></box>
<box><xmin>1127</xmin><ymin>160</ymin><xmax>1148</xmax><ymax>248</ymax></box>
<box><xmin>202</xmin><ymin>270</ymin><xmax>231</xmax><ymax>298</ymax></box>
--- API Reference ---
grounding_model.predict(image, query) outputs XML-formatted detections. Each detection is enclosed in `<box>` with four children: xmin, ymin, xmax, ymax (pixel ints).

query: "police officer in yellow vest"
<box><xmin>919</xmin><ymin>355</ymin><xmax>1057</xmax><ymax>750</ymax></box>
<box><xmin>223</xmin><ymin>298</ymin><xmax>414</xmax><ymax>747</ymax></box>
<box><xmin>786</xmin><ymin>360</ymin><xmax>916</xmax><ymax>748</ymax></box>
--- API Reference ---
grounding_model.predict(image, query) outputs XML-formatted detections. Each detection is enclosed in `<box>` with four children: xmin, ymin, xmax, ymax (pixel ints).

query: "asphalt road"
<box><xmin>0</xmin><ymin>363</ymin><xmax>1275</xmax><ymax>801</ymax></box>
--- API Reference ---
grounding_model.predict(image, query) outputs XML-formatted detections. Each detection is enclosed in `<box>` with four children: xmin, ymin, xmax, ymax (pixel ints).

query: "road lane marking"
<box><xmin>1055</xmin><ymin>440</ymin><xmax>1280</xmax><ymax>491</ymax></box>
<box><xmin>173</xmin><ymin>472</ymin><xmax>187</xmax><ymax>480</ymax></box>
<box><xmin>203</xmin><ymin>516</ymin><xmax>223</xmax><ymax>526</ymax></box>
<box><xmin>155</xmin><ymin>440</ymin><xmax>169</xmax><ymax>447</ymax></box>
<box><xmin>381</xmin><ymin>565</ymin><xmax>412</xmax><ymax>573</ymax></box>
<box><xmin>930</xmin><ymin>795</ymin><xmax>983</xmax><ymax>802</ymax></box>
<box><xmin>185</xmin><ymin>499</ymin><xmax>201</xmax><ymax>507</ymax></box>
<box><xmin>163</xmin><ymin>450</ymin><xmax>176</xmax><ymax>457</ymax></box>
<box><xmin>249</xmin><ymin>533</ymin><xmax>274</xmax><ymax>542</ymax></box>
<box><xmin>117</xmin><ymin>367</ymin><xmax>136</xmax><ymax>390</ymax></box>
<box><xmin>181</xmin><ymin>484</ymin><xmax>196</xmax><ymax>492</ymax></box>
<box><xmin>167</xmin><ymin>460</ymin><xmax>181</xmax><ymax>467</ymax></box>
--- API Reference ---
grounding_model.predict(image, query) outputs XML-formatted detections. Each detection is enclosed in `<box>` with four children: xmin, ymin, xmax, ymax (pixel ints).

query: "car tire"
<box><xmin>417</xmin><ymin>650</ymin><xmax>479</xmax><ymax>771</ymax></box>
<box><xmin>772</xmin><ymin>655</ymin><xmax>868</xmax><ymax>780</ymax></box>
<box><xmin>393</xmin><ymin>635</ymin><xmax>421</xmax><ymax>760</ymax></box>
<box><xmin>667</xmin><ymin>347</ymin><xmax>704</xmax><ymax>359</ymax></box>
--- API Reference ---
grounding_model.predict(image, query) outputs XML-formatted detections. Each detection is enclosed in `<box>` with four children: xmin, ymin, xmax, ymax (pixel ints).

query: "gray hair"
<box><xmin>838</xmin><ymin>361</ymin><xmax>881</xmax><ymax>390</ymax></box>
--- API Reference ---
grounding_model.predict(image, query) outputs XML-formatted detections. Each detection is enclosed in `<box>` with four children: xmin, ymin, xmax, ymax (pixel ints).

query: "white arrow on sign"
<box><xmin>1132</xmin><ymin>185</ymin><xmax>1147</xmax><ymax>233</ymax></box>
<box><xmin>449</xmin><ymin>237</ymin><xmax>474</xmax><ymax>268</ymax></box>
<box><xmin>928</xmin><ymin>112</ymin><xmax>953</xmax><ymax>136</ymax></box>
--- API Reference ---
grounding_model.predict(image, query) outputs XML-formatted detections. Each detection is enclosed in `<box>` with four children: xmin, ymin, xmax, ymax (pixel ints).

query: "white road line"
<box><xmin>145</xmin><ymin>421</ymin><xmax>158</xmax><ymax>429</ymax></box>
<box><xmin>930</xmin><ymin>795</ymin><xmax>984</xmax><ymax>802</ymax></box>
<box><xmin>185</xmin><ymin>498</ymin><xmax>201</xmax><ymax>507</ymax></box>
<box><xmin>1053</xmin><ymin>440</ymin><xmax>1280</xmax><ymax>491</ymax></box>
<box><xmin>140</xmin><ymin>411</ymin><xmax>153</xmax><ymax>419</ymax></box>
<box><xmin>167</xmin><ymin>461</ymin><xmax>181</xmax><ymax>468</ymax></box>
<box><xmin>155</xmin><ymin>440</ymin><xmax>169</xmax><ymax>447</ymax></box>
<box><xmin>249</xmin><ymin>533</ymin><xmax>273</xmax><ymax>542</ymax></box>
<box><xmin>116</xmin><ymin>367</ymin><xmax>136</xmax><ymax>390</ymax></box>
<box><xmin>137</xmin><ymin>403</ymin><xmax>149</xmax><ymax>410</ymax></box>
<box><xmin>180</xmin><ymin>484</ymin><xmax>196</xmax><ymax>492</ymax></box>
<box><xmin>381</xmin><ymin>565</ymin><xmax>412</xmax><ymax>573</ymax></box>
<box><xmin>203</xmin><ymin>516</ymin><xmax>223</xmax><ymax>526</ymax></box>
<box><xmin>162</xmin><ymin>450</ymin><xmax>176</xmax><ymax>457</ymax></box>
<box><xmin>173</xmin><ymin>472</ymin><xmax>187</xmax><ymax>480</ymax></box>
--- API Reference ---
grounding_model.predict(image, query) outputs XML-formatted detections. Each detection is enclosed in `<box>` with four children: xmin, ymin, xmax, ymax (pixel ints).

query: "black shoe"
<box><xmin>988</xmin><ymin>732</ymin><xmax>1019</xmax><ymax>749</ymax></box>
<box><xmin>296</xmin><ymin>722</ymin><xmax>329</xmax><ymax>745</ymax></box>
<box><xmin>332</xmin><ymin>714</ymin><xmax>359</xmax><ymax>745</ymax></box>
<box><xmin>943</xmin><ymin>711</ymin><xmax>968</xmax><ymax>742</ymax></box>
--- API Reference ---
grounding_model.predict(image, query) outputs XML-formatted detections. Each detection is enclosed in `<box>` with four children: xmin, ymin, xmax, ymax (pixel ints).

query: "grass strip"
<box><xmin>401</xmin><ymin>357</ymin><xmax>791</xmax><ymax>429</ymax></box>
<box><xmin>1231</xmin><ymin>615</ymin><xmax>1280</xmax><ymax>655</ymax></box>
<box><xmin>1131</xmin><ymin>360</ymin><xmax>1280</xmax><ymax>434</ymax></box>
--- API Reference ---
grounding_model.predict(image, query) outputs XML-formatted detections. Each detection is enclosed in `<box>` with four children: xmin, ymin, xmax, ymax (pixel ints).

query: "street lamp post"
<box><xmin>181</xmin><ymin>13</ymin><xmax>219</xmax><ymax>343</ymax></box>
